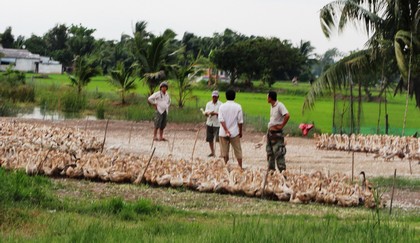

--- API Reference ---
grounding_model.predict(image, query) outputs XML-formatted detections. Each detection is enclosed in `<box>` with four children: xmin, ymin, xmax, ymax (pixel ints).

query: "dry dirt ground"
<box><xmin>12</xmin><ymin>118</ymin><xmax>420</xmax><ymax>212</ymax></box>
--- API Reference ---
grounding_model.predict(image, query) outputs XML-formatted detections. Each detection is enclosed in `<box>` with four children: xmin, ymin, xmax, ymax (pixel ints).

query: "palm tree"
<box><xmin>140</xmin><ymin>35</ymin><xmax>171</xmax><ymax>96</ymax></box>
<box><xmin>108</xmin><ymin>62</ymin><xmax>138</xmax><ymax>104</ymax></box>
<box><xmin>131</xmin><ymin>21</ymin><xmax>176</xmax><ymax>96</ymax></box>
<box><xmin>68</xmin><ymin>55</ymin><xmax>101</xmax><ymax>95</ymax></box>
<box><xmin>171</xmin><ymin>53</ymin><xmax>205</xmax><ymax>108</ymax></box>
<box><xmin>304</xmin><ymin>0</ymin><xmax>419</xmax><ymax>133</ymax></box>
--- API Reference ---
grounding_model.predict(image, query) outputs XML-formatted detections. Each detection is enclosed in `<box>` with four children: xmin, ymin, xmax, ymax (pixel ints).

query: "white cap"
<box><xmin>212</xmin><ymin>90</ymin><xmax>219</xmax><ymax>97</ymax></box>
<box><xmin>159</xmin><ymin>81</ymin><xmax>168</xmax><ymax>89</ymax></box>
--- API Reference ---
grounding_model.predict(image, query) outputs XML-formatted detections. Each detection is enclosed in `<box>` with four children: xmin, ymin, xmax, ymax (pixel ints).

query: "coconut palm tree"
<box><xmin>140</xmin><ymin>35</ymin><xmax>171</xmax><ymax>96</ymax></box>
<box><xmin>131</xmin><ymin>21</ymin><xmax>176</xmax><ymax>96</ymax></box>
<box><xmin>171</xmin><ymin>52</ymin><xmax>205</xmax><ymax>108</ymax></box>
<box><xmin>108</xmin><ymin>62</ymin><xmax>138</xmax><ymax>104</ymax></box>
<box><xmin>68</xmin><ymin>55</ymin><xmax>101</xmax><ymax>95</ymax></box>
<box><xmin>304</xmin><ymin>0</ymin><xmax>420</xmax><ymax>113</ymax></box>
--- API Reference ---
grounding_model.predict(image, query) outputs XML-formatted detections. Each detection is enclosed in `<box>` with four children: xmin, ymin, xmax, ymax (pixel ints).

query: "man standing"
<box><xmin>266</xmin><ymin>91</ymin><xmax>290</xmax><ymax>172</ymax></box>
<box><xmin>204</xmin><ymin>90</ymin><xmax>223</xmax><ymax>157</ymax></box>
<box><xmin>218</xmin><ymin>89</ymin><xmax>243</xmax><ymax>169</ymax></box>
<box><xmin>148</xmin><ymin>81</ymin><xmax>171</xmax><ymax>141</ymax></box>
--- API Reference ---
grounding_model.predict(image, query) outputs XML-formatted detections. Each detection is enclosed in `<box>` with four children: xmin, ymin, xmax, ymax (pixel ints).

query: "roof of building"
<box><xmin>0</xmin><ymin>46</ymin><xmax>40</xmax><ymax>59</ymax></box>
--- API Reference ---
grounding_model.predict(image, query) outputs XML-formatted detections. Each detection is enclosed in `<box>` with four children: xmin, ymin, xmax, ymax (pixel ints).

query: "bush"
<box><xmin>61</xmin><ymin>91</ymin><xmax>87</xmax><ymax>112</ymax></box>
<box><xmin>0</xmin><ymin>100</ymin><xmax>19</xmax><ymax>116</ymax></box>
<box><xmin>96</xmin><ymin>101</ymin><xmax>105</xmax><ymax>119</ymax></box>
<box><xmin>0</xmin><ymin>68</ymin><xmax>26</xmax><ymax>85</ymax></box>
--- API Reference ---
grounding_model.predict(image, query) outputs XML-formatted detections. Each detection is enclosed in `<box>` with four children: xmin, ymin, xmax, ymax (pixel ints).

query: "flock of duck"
<box><xmin>0</xmin><ymin>119</ymin><xmax>379</xmax><ymax>208</ymax></box>
<box><xmin>315</xmin><ymin>133</ymin><xmax>420</xmax><ymax>162</ymax></box>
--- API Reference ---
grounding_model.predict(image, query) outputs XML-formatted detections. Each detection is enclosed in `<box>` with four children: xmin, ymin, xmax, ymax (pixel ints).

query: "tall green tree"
<box><xmin>312</xmin><ymin>48</ymin><xmax>342</xmax><ymax>78</ymax></box>
<box><xmin>44</xmin><ymin>24</ymin><xmax>72</xmax><ymax>67</ymax></box>
<box><xmin>67</xmin><ymin>24</ymin><xmax>96</xmax><ymax>57</ymax></box>
<box><xmin>298</xmin><ymin>40</ymin><xmax>317</xmax><ymax>81</ymax></box>
<box><xmin>132</xmin><ymin>22</ymin><xmax>176</xmax><ymax>95</ymax></box>
<box><xmin>171</xmin><ymin>52</ymin><xmax>205</xmax><ymax>108</ymax></box>
<box><xmin>68</xmin><ymin>55</ymin><xmax>101</xmax><ymax>95</ymax></box>
<box><xmin>212</xmin><ymin>37</ymin><xmax>304</xmax><ymax>86</ymax></box>
<box><xmin>304</xmin><ymin>0</ymin><xmax>420</xmax><ymax>115</ymax></box>
<box><xmin>140</xmin><ymin>35</ymin><xmax>171</xmax><ymax>95</ymax></box>
<box><xmin>0</xmin><ymin>27</ymin><xmax>15</xmax><ymax>48</ymax></box>
<box><xmin>24</xmin><ymin>34</ymin><xmax>47</xmax><ymax>55</ymax></box>
<box><xmin>108</xmin><ymin>62</ymin><xmax>138</xmax><ymax>104</ymax></box>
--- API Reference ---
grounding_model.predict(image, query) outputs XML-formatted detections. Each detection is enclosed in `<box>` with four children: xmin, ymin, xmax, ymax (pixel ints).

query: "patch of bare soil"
<box><xmin>13</xmin><ymin>118</ymin><xmax>420</xmax><ymax>212</ymax></box>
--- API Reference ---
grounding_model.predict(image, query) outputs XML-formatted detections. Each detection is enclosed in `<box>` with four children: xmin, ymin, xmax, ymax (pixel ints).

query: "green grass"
<box><xmin>371</xmin><ymin>176</ymin><xmax>420</xmax><ymax>190</ymax></box>
<box><xmin>24</xmin><ymin>74</ymin><xmax>420</xmax><ymax>134</ymax></box>
<box><xmin>0</xmin><ymin>168</ymin><xmax>419</xmax><ymax>242</ymax></box>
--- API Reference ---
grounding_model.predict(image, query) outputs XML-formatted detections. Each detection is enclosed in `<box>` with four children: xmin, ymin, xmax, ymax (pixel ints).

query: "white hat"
<box><xmin>212</xmin><ymin>90</ymin><xmax>219</xmax><ymax>97</ymax></box>
<box><xmin>159</xmin><ymin>81</ymin><xmax>168</xmax><ymax>89</ymax></box>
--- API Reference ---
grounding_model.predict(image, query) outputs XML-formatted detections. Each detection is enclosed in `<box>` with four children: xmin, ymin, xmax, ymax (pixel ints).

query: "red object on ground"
<box><xmin>299</xmin><ymin>123</ymin><xmax>314</xmax><ymax>136</ymax></box>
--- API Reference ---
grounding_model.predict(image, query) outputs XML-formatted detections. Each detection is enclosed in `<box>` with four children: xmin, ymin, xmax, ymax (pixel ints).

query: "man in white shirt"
<box><xmin>218</xmin><ymin>89</ymin><xmax>243</xmax><ymax>169</ymax></box>
<box><xmin>204</xmin><ymin>90</ymin><xmax>223</xmax><ymax>157</ymax></box>
<box><xmin>148</xmin><ymin>81</ymin><xmax>171</xmax><ymax>141</ymax></box>
<box><xmin>266</xmin><ymin>91</ymin><xmax>290</xmax><ymax>172</ymax></box>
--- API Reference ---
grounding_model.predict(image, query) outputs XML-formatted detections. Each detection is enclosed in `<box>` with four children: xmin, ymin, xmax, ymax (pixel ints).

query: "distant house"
<box><xmin>196</xmin><ymin>68</ymin><xmax>230</xmax><ymax>83</ymax></box>
<box><xmin>0</xmin><ymin>45</ymin><xmax>62</xmax><ymax>74</ymax></box>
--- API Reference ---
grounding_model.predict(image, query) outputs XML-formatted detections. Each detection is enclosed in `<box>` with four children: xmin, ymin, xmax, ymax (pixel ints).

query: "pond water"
<box><xmin>17</xmin><ymin>107</ymin><xmax>97</xmax><ymax>121</ymax></box>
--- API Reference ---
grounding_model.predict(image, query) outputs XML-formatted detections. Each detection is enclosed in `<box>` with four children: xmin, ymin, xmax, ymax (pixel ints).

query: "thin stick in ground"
<box><xmin>389</xmin><ymin>169</ymin><xmax>397</xmax><ymax>215</ymax></box>
<box><xmin>101</xmin><ymin>119</ymin><xmax>110</xmax><ymax>153</ymax></box>
<box><xmin>191</xmin><ymin>127</ymin><xmax>201</xmax><ymax>161</ymax></box>
<box><xmin>129</xmin><ymin>121</ymin><xmax>134</xmax><ymax>144</ymax></box>
<box><xmin>134</xmin><ymin>147</ymin><xmax>156</xmax><ymax>185</ymax></box>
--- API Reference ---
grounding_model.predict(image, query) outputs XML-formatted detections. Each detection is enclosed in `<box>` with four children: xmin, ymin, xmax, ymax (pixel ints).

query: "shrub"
<box><xmin>0</xmin><ymin>68</ymin><xmax>26</xmax><ymax>85</ymax></box>
<box><xmin>96</xmin><ymin>101</ymin><xmax>105</xmax><ymax>119</ymax></box>
<box><xmin>0</xmin><ymin>100</ymin><xmax>19</xmax><ymax>116</ymax></box>
<box><xmin>61</xmin><ymin>91</ymin><xmax>87</xmax><ymax>112</ymax></box>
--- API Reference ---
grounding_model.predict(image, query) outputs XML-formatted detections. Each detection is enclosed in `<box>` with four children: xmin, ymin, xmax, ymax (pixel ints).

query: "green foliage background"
<box><xmin>26</xmin><ymin>74</ymin><xmax>420</xmax><ymax>135</ymax></box>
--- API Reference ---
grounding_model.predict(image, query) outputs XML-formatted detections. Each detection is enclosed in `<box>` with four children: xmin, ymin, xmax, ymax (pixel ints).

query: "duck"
<box><xmin>359</xmin><ymin>171</ymin><xmax>373</xmax><ymax>192</ymax></box>
<box><xmin>275</xmin><ymin>182</ymin><xmax>293</xmax><ymax>202</ymax></box>
<box><xmin>336</xmin><ymin>192</ymin><xmax>359</xmax><ymax>207</ymax></box>
<box><xmin>197</xmin><ymin>178</ymin><xmax>217</xmax><ymax>193</ymax></box>
<box><xmin>155</xmin><ymin>174</ymin><xmax>172</xmax><ymax>186</ymax></box>
<box><xmin>254</xmin><ymin>135</ymin><xmax>266</xmax><ymax>149</ymax></box>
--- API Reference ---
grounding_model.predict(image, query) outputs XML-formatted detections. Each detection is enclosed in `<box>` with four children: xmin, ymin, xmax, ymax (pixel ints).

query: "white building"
<box><xmin>0</xmin><ymin>45</ymin><xmax>62</xmax><ymax>74</ymax></box>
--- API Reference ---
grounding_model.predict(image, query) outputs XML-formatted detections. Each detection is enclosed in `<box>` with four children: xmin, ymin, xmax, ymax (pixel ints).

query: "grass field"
<box><xmin>26</xmin><ymin>73</ymin><xmax>420</xmax><ymax>135</ymax></box>
<box><xmin>0</xmin><ymin>168</ymin><xmax>419</xmax><ymax>242</ymax></box>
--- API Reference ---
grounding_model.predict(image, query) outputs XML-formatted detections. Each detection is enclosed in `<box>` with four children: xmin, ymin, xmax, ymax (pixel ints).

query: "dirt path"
<box><xmin>11</xmin><ymin>118</ymin><xmax>420</xmax><ymax>210</ymax></box>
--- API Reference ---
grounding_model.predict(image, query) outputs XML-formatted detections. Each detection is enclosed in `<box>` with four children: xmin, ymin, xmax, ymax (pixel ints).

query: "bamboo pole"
<box><xmin>84</xmin><ymin>117</ymin><xmax>89</xmax><ymax>132</ymax></box>
<box><xmin>128</xmin><ymin>121</ymin><xmax>134</xmax><ymax>144</ymax></box>
<box><xmin>351</xmin><ymin>151</ymin><xmax>355</xmax><ymax>183</ymax></box>
<box><xmin>261</xmin><ymin>166</ymin><xmax>270</xmax><ymax>198</ymax></box>
<box><xmin>409</xmin><ymin>159</ymin><xmax>412</xmax><ymax>175</ymax></box>
<box><xmin>101</xmin><ymin>119</ymin><xmax>110</xmax><ymax>153</ymax></box>
<box><xmin>134</xmin><ymin>147</ymin><xmax>156</xmax><ymax>185</ymax></box>
<box><xmin>191</xmin><ymin>127</ymin><xmax>201</xmax><ymax>161</ymax></box>
<box><xmin>389</xmin><ymin>169</ymin><xmax>397</xmax><ymax>215</ymax></box>
<box><xmin>170</xmin><ymin>131</ymin><xmax>176</xmax><ymax>153</ymax></box>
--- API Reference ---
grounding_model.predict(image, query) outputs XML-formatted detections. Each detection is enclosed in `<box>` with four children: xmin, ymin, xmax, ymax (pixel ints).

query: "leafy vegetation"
<box><xmin>1</xmin><ymin>14</ymin><xmax>419</xmax><ymax>135</ymax></box>
<box><xmin>2</xmin><ymin>73</ymin><xmax>416</xmax><ymax>135</ymax></box>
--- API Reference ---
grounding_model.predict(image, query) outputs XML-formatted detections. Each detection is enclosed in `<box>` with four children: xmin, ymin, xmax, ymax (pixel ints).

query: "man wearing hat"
<box><xmin>204</xmin><ymin>90</ymin><xmax>223</xmax><ymax>157</ymax></box>
<box><xmin>148</xmin><ymin>81</ymin><xmax>171</xmax><ymax>141</ymax></box>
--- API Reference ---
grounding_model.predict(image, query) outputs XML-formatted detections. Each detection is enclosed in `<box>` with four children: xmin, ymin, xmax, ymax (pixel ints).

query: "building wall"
<box><xmin>15</xmin><ymin>59</ymin><xmax>37</xmax><ymax>72</ymax></box>
<box><xmin>38</xmin><ymin>64</ymin><xmax>62</xmax><ymax>74</ymax></box>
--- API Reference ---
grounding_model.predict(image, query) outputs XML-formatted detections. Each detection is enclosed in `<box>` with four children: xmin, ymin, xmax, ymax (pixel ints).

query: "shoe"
<box><xmin>208</xmin><ymin>153</ymin><xmax>215</xmax><ymax>157</ymax></box>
